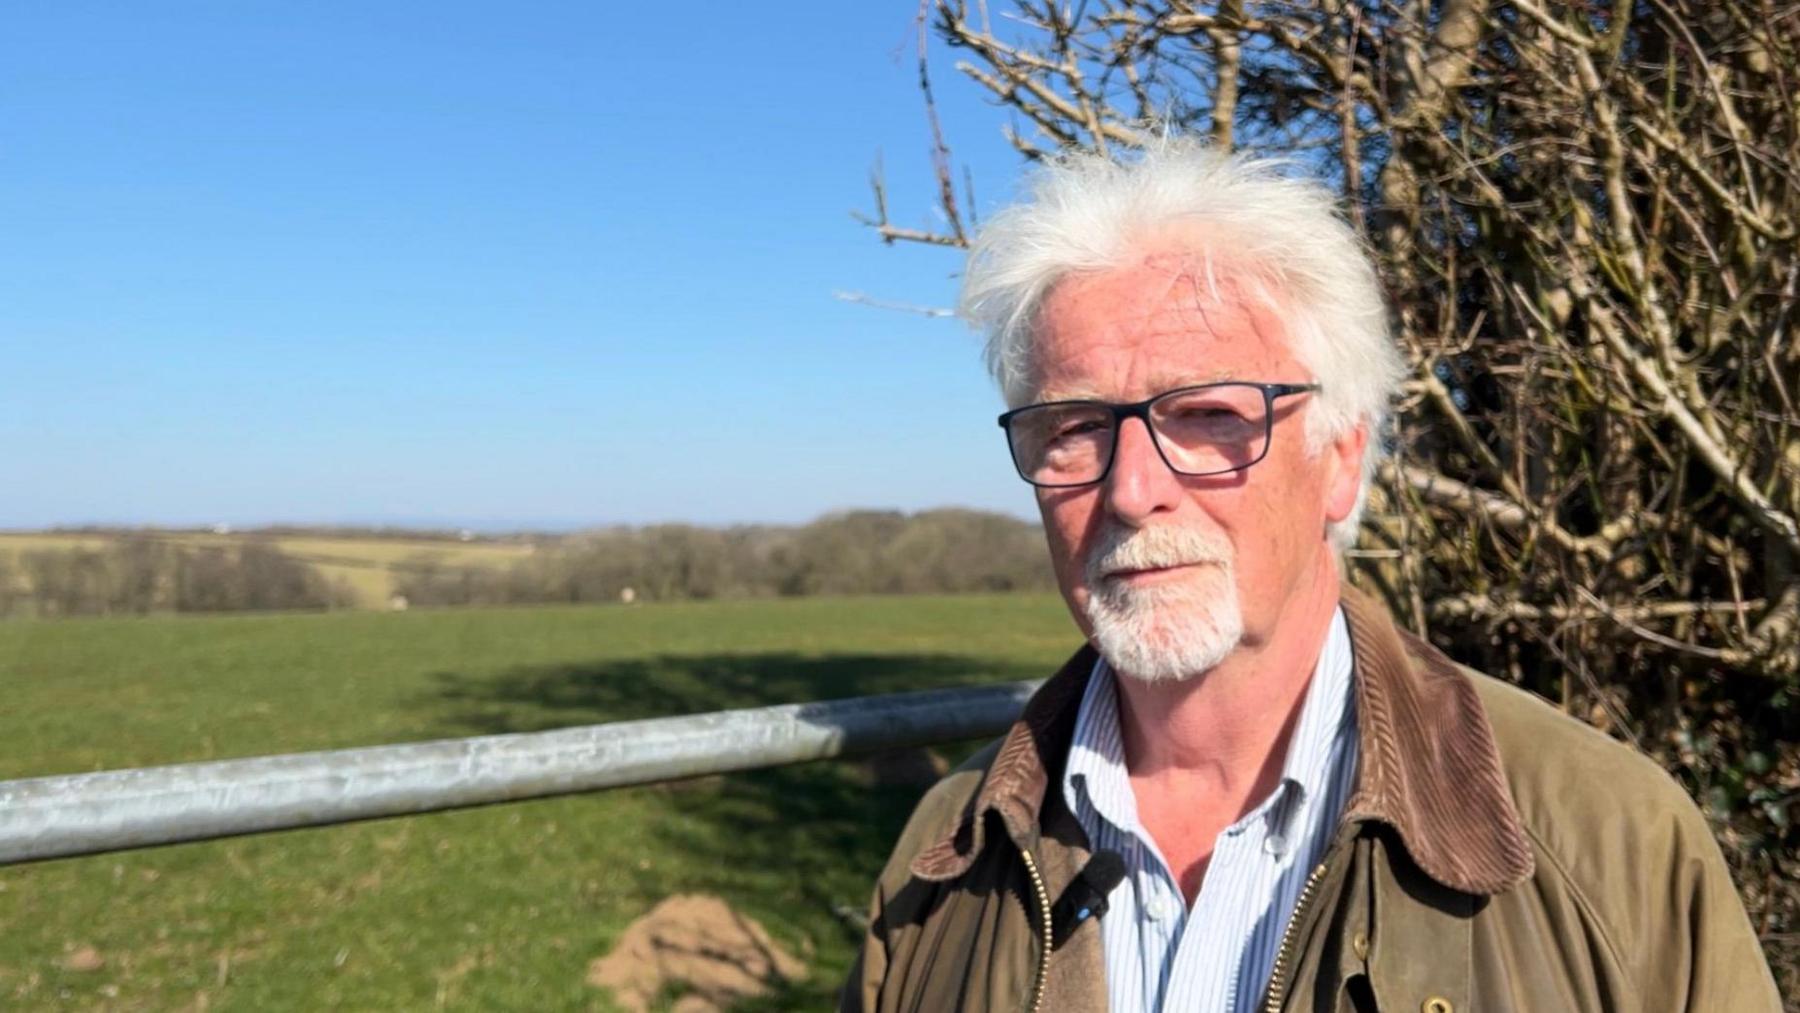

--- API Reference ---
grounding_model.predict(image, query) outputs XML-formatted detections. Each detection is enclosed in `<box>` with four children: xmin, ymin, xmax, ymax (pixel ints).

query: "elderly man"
<box><xmin>840</xmin><ymin>140</ymin><xmax>1779</xmax><ymax>1012</ymax></box>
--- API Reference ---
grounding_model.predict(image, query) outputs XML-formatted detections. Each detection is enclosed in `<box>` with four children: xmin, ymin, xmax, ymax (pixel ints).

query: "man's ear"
<box><xmin>1322</xmin><ymin>423</ymin><xmax>1369</xmax><ymax>528</ymax></box>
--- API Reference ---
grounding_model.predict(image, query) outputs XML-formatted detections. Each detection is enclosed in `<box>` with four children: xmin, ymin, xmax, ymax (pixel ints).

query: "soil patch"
<box><xmin>586</xmin><ymin>894</ymin><xmax>807</xmax><ymax>1012</ymax></box>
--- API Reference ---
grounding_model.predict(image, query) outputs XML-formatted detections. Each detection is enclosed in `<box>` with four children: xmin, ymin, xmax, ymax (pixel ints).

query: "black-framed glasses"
<box><xmin>997</xmin><ymin>381</ymin><xmax>1321</xmax><ymax>488</ymax></box>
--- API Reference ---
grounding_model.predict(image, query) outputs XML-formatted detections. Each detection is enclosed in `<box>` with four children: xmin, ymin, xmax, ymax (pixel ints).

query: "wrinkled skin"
<box><xmin>1029</xmin><ymin>246</ymin><xmax>1366</xmax><ymax>678</ymax></box>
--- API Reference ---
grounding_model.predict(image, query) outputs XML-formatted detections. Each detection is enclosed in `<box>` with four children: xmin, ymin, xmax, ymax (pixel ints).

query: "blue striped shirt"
<box><xmin>1061</xmin><ymin>607</ymin><xmax>1359</xmax><ymax>1012</ymax></box>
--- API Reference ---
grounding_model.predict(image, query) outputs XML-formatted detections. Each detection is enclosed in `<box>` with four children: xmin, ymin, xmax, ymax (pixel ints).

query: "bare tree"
<box><xmin>868</xmin><ymin>0</ymin><xmax>1799</xmax><ymax>986</ymax></box>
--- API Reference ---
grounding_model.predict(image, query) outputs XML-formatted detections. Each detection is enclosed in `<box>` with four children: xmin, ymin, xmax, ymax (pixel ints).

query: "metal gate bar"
<box><xmin>0</xmin><ymin>680</ymin><xmax>1040</xmax><ymax>865</ymax></box>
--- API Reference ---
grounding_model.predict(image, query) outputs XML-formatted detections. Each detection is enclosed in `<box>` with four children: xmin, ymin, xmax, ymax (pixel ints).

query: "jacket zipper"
<box><xmin>1018</xmin><ymin>846</ymin><xmax>1053</xmax><ymax>1013</ymax></box>
<box><xmin>1261</xmin><ymin>859</ymin><xmax>1330</xmax><ymax>1013</ymax></box>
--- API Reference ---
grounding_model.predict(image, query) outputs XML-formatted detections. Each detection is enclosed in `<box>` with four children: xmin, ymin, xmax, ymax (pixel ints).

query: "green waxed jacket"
<box><xmin>839</xmin><ymin>586</ymin><xmax>1781</xmax><ymax>1012</ymax></box>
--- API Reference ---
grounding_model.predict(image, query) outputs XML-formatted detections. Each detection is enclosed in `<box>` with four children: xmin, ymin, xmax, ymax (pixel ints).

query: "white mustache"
<box><xmin>1084</xmin><ymin>522</ymin><xmax>1232</xmax><ymax>585</ymax></box>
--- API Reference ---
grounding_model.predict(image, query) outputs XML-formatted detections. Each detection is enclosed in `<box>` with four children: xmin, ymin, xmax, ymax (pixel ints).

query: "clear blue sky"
<box><xmin>1</xmin><ymin>2</ymin><xmax>1042</xmax><ymax>531</ymax></box>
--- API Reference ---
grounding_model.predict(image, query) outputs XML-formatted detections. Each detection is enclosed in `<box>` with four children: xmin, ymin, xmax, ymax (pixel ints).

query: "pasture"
<box><xmin>0</xmin><ymin>593</ymin><xmax>1077</xmax><ymax>1010</ymax></box>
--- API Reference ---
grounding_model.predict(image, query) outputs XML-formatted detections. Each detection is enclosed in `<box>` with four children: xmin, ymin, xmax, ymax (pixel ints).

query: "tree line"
<box><xmin>0</xmin><ymin>509</ymin><xmax>1057</xmax><ymax>618</ymax></box>
<box><xmin>393</xmin><ymin>509</ymin><xmax>1055</xmax><ymax>607</ymax></box>
<box><xmin>0</xmin><ymin>537</ymin><xmax>355</xmax><ymax>618</ymax></box>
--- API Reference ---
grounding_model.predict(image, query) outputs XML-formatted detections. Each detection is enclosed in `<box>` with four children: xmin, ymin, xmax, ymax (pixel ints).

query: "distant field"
<box><xmin>0</xmin><ymin>593</ymin><xmax>1077</xmax><ymax>1010</ymax></box>
<box><xmin>0</xmin><ymin>532</ymin><xmax>536</xmax><ymax>608</ymax></box>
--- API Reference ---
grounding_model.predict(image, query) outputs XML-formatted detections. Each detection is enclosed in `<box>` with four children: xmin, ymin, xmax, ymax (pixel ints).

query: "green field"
<box><xmin>0</xmin><ymin>594</ymin><xmax>1078</xmax><ymax>1010</ymax></box>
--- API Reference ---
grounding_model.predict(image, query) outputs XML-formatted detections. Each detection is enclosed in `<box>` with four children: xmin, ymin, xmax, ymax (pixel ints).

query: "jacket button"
<box><xmin>1351</xmin><ymin>931</ymin><xmax>1369</xmax><ymax>960</ymax></box>
<box><xmin>1422</xmin><ymin>998</ymin><xmax>1453</xmax><ymax>1013</ymax></box>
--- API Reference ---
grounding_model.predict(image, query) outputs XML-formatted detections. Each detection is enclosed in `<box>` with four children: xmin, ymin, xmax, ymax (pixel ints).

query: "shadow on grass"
<box><xmin>425</xmin><ymin>651</ymin><xmax>1039</xmax><ymax>735</ymax></box>
<box><xmin>421</xmin><ymin>651</ymin><xmax>1046</xmax><ymax>1009</ymax></box>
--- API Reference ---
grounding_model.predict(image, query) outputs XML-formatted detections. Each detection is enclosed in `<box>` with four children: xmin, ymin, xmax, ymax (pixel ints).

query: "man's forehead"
<box><xmin>1031</xmin><ymin>260</ymin><xmax>1293</xmax><ymax>396</ymax></box>
<box><xmin>1050</xmin><ymin>249</ymin><xmax>1261</xmax><ymax>308</ymax></box>
<box><xmin>1042</xmin><ymin>255</ymin><xmax>1285</xmax><ymax>343</ymax></box>
<box><xmin>1037</xmin><ymin>367</ymin><xmax>1253</xmax><ymax>402</ymax></box>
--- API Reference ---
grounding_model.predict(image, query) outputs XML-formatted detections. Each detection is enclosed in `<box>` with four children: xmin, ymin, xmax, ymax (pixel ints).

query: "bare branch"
<box><xmin>1207</xmin><ymin>0</ymin><xmax>1243</xmax><ymax>148</ymax></box>
<box><xmin>832</xmin><ymin>291</ymin><xmax>957</xmax><ymax>318</ymax></box>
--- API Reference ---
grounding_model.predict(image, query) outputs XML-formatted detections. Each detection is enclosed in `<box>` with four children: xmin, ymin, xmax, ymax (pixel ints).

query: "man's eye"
<box><xmin>1054</xmin><ymin>419</ymin><xmax>1106</xmax><ymax>439</ymax></box>
<box><xmin>1176</xmin><ymin>406</ymin><xmax>1243</xmax><ymax>422</ymax></box>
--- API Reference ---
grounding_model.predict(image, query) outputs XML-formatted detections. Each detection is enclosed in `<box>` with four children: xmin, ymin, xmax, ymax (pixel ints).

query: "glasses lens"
<box><xmin>1008</xmin><ymin>403</ymin><xmax>1114</xmax><ymax>485</ymax></box>
<box><xmin>1150</xmin><ymin>385</ymin><xmax>1270</xmax><ymax>475</ymax></box>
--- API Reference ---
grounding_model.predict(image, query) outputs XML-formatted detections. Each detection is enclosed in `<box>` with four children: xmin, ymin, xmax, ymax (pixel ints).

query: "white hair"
<box><xmin>958</xmin><ymin>136</ymin><xmax>1405</xmax><ymax>548</ymax></box>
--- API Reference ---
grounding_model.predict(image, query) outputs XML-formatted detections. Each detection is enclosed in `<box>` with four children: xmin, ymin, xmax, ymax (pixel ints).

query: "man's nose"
<box><xmin>1103</xmin><ymin>417</ymin><xmax>1183</xmax><ymax>523</ymax></box>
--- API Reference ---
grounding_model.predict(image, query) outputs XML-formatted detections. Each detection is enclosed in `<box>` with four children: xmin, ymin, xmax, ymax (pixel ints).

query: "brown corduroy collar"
<box><xmin>909</xmin><ymin>583</ymin><xmax>1535</xmax><ymax>896</ymax></box>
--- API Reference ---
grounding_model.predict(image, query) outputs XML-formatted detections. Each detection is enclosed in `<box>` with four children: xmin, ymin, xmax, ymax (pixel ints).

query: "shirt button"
<box><xmin>1264</xmin><ymin>835</ymin><xmax>1287</xmax><ymax>857</ymax></box>
<box><xmin>1144</xmin><ymin>896</ymin><xmax>1171</xmax><ymax>921</ymax></box>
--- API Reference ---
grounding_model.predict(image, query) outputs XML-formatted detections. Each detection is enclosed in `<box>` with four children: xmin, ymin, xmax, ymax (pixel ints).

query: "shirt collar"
<box><xmin>1061</xmin><ymin>655</ymin><xmax>1134</xmax><ymax>834</ymax></box>
<box><xmin>1059</xmin><ymin>607</ymin><xmax>1356</xmax><ymax>843</ymax></box>
<box><xmin>1270</xmin><ymin>606</ymin><xmax>1356</xmax><ymax>831</ymax></box>
<box><xmin>909</xmin><ymin>584</ymin><xmax>1536</xmax><ymax>896</ymax></box>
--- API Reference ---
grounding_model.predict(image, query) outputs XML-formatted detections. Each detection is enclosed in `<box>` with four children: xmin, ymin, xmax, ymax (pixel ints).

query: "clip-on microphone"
<box><xmin>1050</xmin><ymin>849</ymin><xmax>1126</xmax><ymax>948</ymax></box>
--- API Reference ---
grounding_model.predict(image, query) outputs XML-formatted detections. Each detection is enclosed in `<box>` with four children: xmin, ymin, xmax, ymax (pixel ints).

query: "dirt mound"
<box><xmin>586</xmin><ymin>894</ymin><xmax>807</xmax><ymax>1012</ymax></box>
<box><xmin>61</xmin><ymin>945</ymin><xmax>105</xmax><ymax>972</ymax></box>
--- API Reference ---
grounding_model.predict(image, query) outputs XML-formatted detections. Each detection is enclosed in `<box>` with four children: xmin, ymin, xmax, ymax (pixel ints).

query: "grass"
<box><xmin>0</xmin><ymin>593</ymin><xmax>1078</xmax><ymax>1010</ymax></box>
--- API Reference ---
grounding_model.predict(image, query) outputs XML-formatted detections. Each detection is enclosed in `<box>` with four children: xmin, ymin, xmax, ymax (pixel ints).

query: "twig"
<box><xmin>831</xmin><ymin>291</ymin><xmax>957</xmax><ymax>318</ymax></box>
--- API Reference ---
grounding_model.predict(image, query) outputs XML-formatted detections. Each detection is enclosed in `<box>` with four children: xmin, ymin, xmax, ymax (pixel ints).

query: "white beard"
<box><xmin>1080</xmin><ymin>520</ymin><xmax>1244</xmax><ymax>684</ymax></box>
